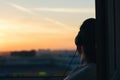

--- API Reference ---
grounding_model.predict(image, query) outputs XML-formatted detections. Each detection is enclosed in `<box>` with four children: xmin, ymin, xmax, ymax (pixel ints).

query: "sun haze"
<box><xmin>0</xmin><ymin>0</ymin><xmax>95</xmax><ymax>52</ymax></box>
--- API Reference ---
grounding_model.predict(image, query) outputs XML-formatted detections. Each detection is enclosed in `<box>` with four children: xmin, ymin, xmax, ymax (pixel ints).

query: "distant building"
<box><xmin>11</xmin><ymin>50</ymin><xmax>36</xmax><ymax>57</ymax></box>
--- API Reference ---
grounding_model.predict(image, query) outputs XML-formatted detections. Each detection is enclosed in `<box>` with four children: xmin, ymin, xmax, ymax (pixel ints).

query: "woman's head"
<box><xmin>75</xmin><ymin>18</ymin><xmax>96</xmax><ymax>63</ymax></box>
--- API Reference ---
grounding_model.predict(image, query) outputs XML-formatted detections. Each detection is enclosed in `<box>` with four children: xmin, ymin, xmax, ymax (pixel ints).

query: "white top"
<box><xmin>64</xmin><ymin>63</ymin><xmax>96</xmax><ymax>80</ymax></box>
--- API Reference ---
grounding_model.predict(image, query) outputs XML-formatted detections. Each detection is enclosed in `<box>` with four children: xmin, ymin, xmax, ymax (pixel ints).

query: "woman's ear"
<box><xmin>77</xmin><ymin>46</ymin><xmax>82</xmax><ymax>54</ymax></box>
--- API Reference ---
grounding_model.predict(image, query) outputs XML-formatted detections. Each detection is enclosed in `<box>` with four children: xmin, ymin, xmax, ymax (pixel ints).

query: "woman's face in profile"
<box><xmin>77</xmin><ymin>45</ymin><xmax>85</xmax><ymax>62</ymax></box>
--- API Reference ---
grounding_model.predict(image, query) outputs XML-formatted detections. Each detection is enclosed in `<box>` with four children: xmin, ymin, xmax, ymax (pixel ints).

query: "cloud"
<box><xmin>34</xmin><ymin>8</ymin><xmax>95</xmax><ymax>13</ymax></box>
<box><xmin>44</xmin><ymin>17</ymin><xmax>75</xmax><ymax>31</ymax></box>
<box><xmin>5</xmin><ymin>2</ymin><xmax>36</xmax><ymax>16</ymax></box>
<box><xmin>44</xmin><ymin>18</ymin><xmax>67</xmax><ymax>27</ymax></box>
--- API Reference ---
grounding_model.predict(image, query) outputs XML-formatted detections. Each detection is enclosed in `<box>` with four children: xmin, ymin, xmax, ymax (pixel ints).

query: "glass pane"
<box><xmin>0</xmin><ymin>0</ymin><xmax>95</xmax><ymax>79</ymax></box>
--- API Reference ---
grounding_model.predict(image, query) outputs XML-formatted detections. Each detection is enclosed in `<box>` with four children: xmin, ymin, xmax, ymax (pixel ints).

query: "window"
<box><xmin>0</xmin><ymin>0</ymin><xmax>95</xmax><ymax>79</ymax></box>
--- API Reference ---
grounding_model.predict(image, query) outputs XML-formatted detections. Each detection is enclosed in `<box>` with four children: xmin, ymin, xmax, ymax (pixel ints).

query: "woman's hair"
<box><xmin>75</xmin><ymin>18</ymin><xmax>96</xmax><ymax>63</ymax></box>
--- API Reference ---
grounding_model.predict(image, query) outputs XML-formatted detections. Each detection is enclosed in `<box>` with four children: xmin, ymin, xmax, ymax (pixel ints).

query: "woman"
<box><xmin>64</xmin><ymin>18</ymin><xmax>96</xmax><ymax>80</ymax></box>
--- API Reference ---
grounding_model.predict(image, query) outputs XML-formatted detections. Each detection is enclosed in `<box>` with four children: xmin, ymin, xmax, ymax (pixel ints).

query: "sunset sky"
<box><xmin>0</xmin><ymin>0</ymin><xmax>95</xmax><ymax>52</ymax></box>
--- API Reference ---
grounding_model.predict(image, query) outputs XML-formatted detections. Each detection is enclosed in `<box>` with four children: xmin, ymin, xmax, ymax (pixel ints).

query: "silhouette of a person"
<box><xmin>64</xmin><ymin>18</ymin><xmax>96</xmax><ymax>80</ymax></box>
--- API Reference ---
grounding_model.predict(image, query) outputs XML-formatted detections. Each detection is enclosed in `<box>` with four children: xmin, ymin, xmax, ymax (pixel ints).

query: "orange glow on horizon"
<box><xmin>0</xmin><ymin>19</ymin><xmax>77</xmax><ymax>52</ymax></box>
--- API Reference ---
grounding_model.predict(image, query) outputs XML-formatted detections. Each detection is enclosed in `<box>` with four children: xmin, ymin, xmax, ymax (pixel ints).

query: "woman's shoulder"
<box><xmin>75</xmin><ymin>63</ymin><xmax>96</xmax><ymax>76</ymax></box>
<box><xmin>64</xmin><ymin>63</ymin><xmax>96</xmax><ymax>80</ymax></box>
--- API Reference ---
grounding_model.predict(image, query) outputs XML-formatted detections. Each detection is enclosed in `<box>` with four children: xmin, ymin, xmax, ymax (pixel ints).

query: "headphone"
<box><xmin>63</xmin><ymin>49</ymin><xmax>77</xmax><ymax>76</ymax></box>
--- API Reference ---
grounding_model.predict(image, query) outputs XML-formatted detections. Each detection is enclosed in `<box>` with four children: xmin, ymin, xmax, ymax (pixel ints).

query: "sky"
<box><xmin>0</xmin><ymin>0</ymin><xmax>95</xmax><ymax>52</ymax></box>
